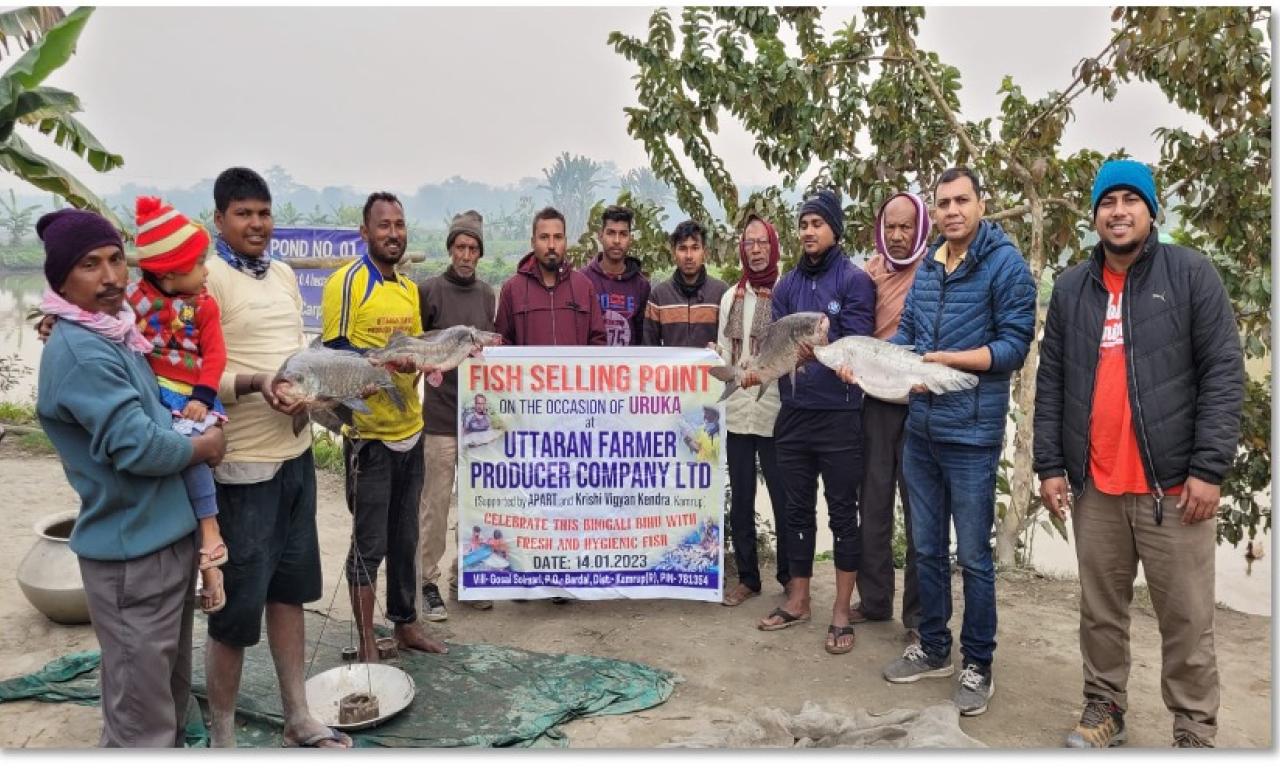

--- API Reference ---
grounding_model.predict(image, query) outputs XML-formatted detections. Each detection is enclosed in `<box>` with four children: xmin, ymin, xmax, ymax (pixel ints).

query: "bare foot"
<box><xmin>395</xmin><ymin>622</ymin><xmax>448</xmax><ymax>654</ymax></box>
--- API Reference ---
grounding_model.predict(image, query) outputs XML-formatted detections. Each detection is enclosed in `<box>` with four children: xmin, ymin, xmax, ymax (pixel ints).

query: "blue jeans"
<box><xmin>903</xmin><ymin>433</ymin><xmax>1001</xmax><ymax>669</ymax></box>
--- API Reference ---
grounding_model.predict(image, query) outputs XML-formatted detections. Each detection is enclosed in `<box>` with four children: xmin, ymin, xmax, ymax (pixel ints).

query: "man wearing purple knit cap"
<box><xmin>35</xmin><ymin>208</ymin><xmax>225</xmax><ymax>747</ymax></box>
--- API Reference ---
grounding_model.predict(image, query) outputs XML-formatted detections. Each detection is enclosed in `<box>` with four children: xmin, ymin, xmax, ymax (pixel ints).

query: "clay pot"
<box><xmin>17</xmin><ymin>512</ymin><xmax>91</xmax><ymax>624</ymax></box>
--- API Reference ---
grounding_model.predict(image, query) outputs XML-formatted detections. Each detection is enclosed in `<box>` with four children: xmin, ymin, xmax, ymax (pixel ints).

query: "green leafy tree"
<box><xmin>275</xmin><ymin>201</ymin><xmax>302</xmax><ymax>226</ymax></box>
<box><xmin>263</xmin><ymin>164</ymin><xmax>299</xmax><ymax>197</ymax></box>
<box><xmin>568</xmin><ymin>190</ymin><xmax>671</xmax><ymax>275</ymax></box>
<box><xmin>0</xmin><ymin>188</ymin><xmax>39</xmax><ymax>244</ymax></box>
<box><xmin>540</xmin><ymin>151</ymin><xmax>607</xmax><ymax>241</ymax></box>
<box><xmin>489</xmin><ymin>195</ymin><xmax>537</xmax><ymax>240</ymax></box>
<box><xmin>303</xmin><ymin>204</ymin><xmax>334</xmax><ymax>227</ymax></box>
<box><xmin>610</xmin><ymin>6</ymin><xmax>1270</xmax><ymax>561</ymax></box>
<box><xmin>618</xmin><ymin>167</ymin><xmax>675</xmax><ymax>210</ymax></box>
<box><xmin>0</xmin><ymin>7</ymin><xmax>125</xmax><ymax>232</ymax></box>
<box><xmin>330</xmin><ymin>203</ymin><xmax>362</xmax><ymax>228</ymax></box>
<box><xmin>0</xmin><ymin>7</ymin><xmax>65</xmax><ymax>62</ymax></box>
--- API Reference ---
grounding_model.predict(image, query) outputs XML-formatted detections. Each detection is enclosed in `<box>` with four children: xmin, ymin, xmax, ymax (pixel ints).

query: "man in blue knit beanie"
<box><xmin>1035</xmin><ymin>158</ymin><xmax>1243</xmax><ymax>748</ymax></box>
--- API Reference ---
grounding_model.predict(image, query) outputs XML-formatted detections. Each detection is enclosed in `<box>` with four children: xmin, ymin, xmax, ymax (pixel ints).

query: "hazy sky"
<box><xmin>4</xmin><ymin>4</ymin><xmax>1204</xmax><ymax>197</ymax></box>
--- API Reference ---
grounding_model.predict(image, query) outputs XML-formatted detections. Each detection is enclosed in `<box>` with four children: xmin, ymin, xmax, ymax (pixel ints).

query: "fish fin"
<box><xmin>755</xmin><ymin>379</ymin><xmax>772</xmax><ymax>401</ymax></box>
<box><xmin>708</xmin><ymin>365</ymin><xmax>737</xmax><ymax>383</ymax></box>
<box><xmin>309</xmin><ymin>407</ymin><xmax>349</xmax><ymax>435</ymax></box>
<box><xmin>419</xmin><ymin>329</ymin><xmax>444</xmax><ymax>341</ymax></box>
<box><xmin>385</xmin><ymin>385</ymin><xmax>407</xmax><ymax>411</ymax></box>
<box><xmin>291</xmin><ymin>410</ymin><xmax>310</xmax><ymax>436</ymax></box>
<box><xmin>388</xmin><ymin>330</ymin><xmax>408</xmax><ymax>343</ymax></box>
<box><xmin>343</xmin><ymin>398</ymin><xmax>373</xmax><ymax>414</ymax></box>
<box><xmin>308</xmin><ymin>336</ymin><xmax>325</xmax><ymax>349</ymax></box>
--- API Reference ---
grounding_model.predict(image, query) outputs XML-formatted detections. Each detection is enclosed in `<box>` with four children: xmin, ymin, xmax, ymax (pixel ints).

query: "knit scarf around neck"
<box><xmin>675</xmin><ymin>266</ymin><xmax>707</xmax><ymax>298</ymax></box>
<box><xmin>726</xmin><ymin>216</ymin><xmax>780</xmax><ymax>361</ymax></box>
<box><xmin>215</xmin><ymin>235</ymin><xmax>271</xmax><ymax>279</ymax></box>
<box><xmin>797</xmin><ymin>245</ymin><xmax>839</xmax><ymax>277</ymax></box>
<box><xmin>39</xmin><ymin>287</ymin><xmax>152</xmax><ymax>354</ymax></box>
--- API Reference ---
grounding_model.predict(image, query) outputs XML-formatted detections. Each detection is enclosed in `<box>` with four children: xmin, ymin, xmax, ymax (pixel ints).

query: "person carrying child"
<box><xmin>127</xmin><ymin>196</ymin><xmax>229</xmax><ymax>614</ymax></box>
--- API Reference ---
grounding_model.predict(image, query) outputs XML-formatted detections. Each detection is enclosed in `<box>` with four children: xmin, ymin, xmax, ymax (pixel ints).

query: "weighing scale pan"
<box><xmin>305</xmin><ymin>662</ymin><xmax>416</xmax><ymax>730</ymax></box>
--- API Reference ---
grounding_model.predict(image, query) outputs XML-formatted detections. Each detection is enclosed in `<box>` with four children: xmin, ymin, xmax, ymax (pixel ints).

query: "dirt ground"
<box><xmin>0</xmin><ymin>449</ymin><xmax>1272</xmax><ymax>749</ymax></box>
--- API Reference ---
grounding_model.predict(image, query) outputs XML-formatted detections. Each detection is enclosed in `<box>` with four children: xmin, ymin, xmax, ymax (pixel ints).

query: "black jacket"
<box><xmin>1033</xmin><ymin>230</ymin><xmax>1243</xmax><ymax>501</ymax></box>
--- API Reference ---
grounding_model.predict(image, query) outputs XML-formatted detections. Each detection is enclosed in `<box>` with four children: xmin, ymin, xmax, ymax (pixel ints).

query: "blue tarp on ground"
<box><xmin>0</xmin><ymin>612</ymin><xmax>676</xmax><ymax>748</ymax></box>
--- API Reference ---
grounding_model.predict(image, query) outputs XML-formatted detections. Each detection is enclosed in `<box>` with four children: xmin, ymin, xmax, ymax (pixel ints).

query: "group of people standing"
<box><xmin>33</xmin><ymin>158</ymin><xmax>1242</xmax><ymax>749</ymax></box>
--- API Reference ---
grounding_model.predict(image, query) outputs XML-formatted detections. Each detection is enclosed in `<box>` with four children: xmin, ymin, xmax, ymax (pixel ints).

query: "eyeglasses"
<box><xmin>740</xmin><ymin>238</ymin><xmax>770</xmax><ymax>250</ymax></box>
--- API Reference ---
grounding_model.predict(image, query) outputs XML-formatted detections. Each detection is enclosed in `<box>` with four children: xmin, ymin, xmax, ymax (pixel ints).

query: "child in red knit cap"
<box><xmin>127</xmin><ymin>196</ymin><xmax>229</xmax><ymax>614</ymax></box>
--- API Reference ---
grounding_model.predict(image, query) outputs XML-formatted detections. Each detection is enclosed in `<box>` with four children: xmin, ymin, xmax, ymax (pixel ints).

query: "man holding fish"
<box><xmin>203</xmin><ymin>167</ymin><xmax>351</xmax><ymax>748</ymax></box>
<box><xmin>843</xmin><ymin>191</ymin><xmax>930</xmax><ymax>640</ymax></box>
<box><xmin>861</xmin><ymin>167</ymin><xmax>1036</xmax><ymax>716</ymax></box>
<box><xmin>748</xmin><ymin>189</ymin><xmax>875</xmax><ymax>656</ymax></box>
<box><xmin>320</xmin><ymin>191</ymin><xmax>446</xmax><ymax>660</ymax></box>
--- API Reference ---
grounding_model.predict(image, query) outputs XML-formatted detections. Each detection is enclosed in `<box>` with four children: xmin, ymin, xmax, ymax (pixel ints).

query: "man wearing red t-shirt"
<box><xmin>1034</xmin><ymin>160</ymin><xmax>1244</xmax><ymax>749</ymax></box>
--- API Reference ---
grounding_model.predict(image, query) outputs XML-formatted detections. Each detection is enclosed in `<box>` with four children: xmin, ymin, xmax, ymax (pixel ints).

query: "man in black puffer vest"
<box><xmin>1034</xmin><ymin>159</ymin><xmax>1243</xmax><ymax>749</ymax></box>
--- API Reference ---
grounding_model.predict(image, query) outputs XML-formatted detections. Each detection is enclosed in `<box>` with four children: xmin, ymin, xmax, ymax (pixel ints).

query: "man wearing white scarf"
<box><xmin>851</xmin><ymin>192</ymin><xmax>929</xmax><ymax>638</ymax></box>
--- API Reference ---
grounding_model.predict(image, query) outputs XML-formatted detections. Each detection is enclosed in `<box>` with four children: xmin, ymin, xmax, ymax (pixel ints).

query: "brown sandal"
<box><xmin>721</xmin><ymin>583</ymin><xmax>760</xmax><ymax>607</ymax></box>
<box><xmin>824</xmin><ymin>624</ymin><xmax>856</xmax><ymax>654</ymax></box>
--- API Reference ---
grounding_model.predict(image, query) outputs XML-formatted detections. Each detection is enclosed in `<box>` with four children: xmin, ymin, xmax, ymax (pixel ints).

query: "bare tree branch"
<box><xmin>893</xmin><ymin>16</ymin><xmax>1034</xmax><ymax>186</ymax></box>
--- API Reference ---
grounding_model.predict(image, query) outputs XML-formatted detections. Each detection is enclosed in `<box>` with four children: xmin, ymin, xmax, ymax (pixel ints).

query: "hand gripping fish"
<box><xmin>365</xmin><ymin>326</ymin><xmax>504</xmax><ymax>387</ymax></box>
<box><xmin>274</xmin><ymin>340</ymin><xmax>406</xmax><ymax>436</ymax></box>
<box><xmin>813</xmin><ymin>335</ymin><xmax>978</xmax><ymax>404</ymax></box>
<box><xmin>708</xmin><ymin>312</ymin><xmax>831</xmax><ymax>402</ymax></box>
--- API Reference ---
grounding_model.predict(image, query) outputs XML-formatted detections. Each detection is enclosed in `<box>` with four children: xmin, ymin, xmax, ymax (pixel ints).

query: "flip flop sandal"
<box><xmin>282</xmin><ymin>725</ymin><xmax>353</xmax><ymax>748</ymax></box>
<box><xmin>824</xmin><ymin>624</ymin><xmax>856</xmax><ymax>655</ymax></box>
<box><xmin>199</xmin><ymin>541</ymin><xmax>229</xmax><ymax>570</ymax></box>
<box><xmin>757</xmin><ymin>607</ymin><xmax>810</xmax><ymax>631</ymax></box>
<box><xmin>200</xmin><ymin>569</ymin><xmax>226</xmax><ymax>615</ymax></box>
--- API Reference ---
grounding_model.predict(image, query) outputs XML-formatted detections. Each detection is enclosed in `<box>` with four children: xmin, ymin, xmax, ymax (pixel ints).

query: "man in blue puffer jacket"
<box><xmin>878</xmin><ymin>167</ymin><xmax>1036</xmax><ymax>715</ymax></box>
<box><xmin>755</xmin><ymin>189</ymin><xmax>876</xmax><ymax>658</ymax></box>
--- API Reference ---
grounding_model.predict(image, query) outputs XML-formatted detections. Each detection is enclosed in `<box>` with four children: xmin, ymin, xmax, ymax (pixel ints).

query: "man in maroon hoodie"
<box><xmin>583</xmin><ymin>205</ymin><xmax>650</xmax><ymax>346</ymax></box>
<box><xmin>495</xmin><ymin>207</ymin><xmax>606</xmax><ymax>346</ymax></box>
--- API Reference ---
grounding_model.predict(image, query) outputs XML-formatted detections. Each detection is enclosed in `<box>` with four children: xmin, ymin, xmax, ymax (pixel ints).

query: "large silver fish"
<box><xmin>365</xmin><ymin>326</ymin><xmax>502</xmax><ymax>387</ymax></box>
<box><xmin>709</xmin><ymin>312</ymin><xmax>831</xmax><ymax>402</ymax></box>
<box><xmin>274</xmin><ymin>341</ymin><xmax>406</xmax><ymax>435</ymax></box>
<box><xmin>813</xmin><ymin>335</ymin><xmax>978</xmax><ymax>404</ymax></box>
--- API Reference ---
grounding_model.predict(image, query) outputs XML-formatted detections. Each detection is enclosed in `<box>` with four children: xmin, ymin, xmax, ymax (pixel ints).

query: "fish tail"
<box><xmin>709</xmin><ymin>365</ymin><xmax>742</xmax><ymax>402</ymax></box>
<box><xmin>717</xmin><ymin>378</ymin><xmax>740</xmax><ymax>403</ymax></box>
<box><xmin>920</xmin><ymin>364</ymin><xmax>979</xmax><ymax>394</ymax></box>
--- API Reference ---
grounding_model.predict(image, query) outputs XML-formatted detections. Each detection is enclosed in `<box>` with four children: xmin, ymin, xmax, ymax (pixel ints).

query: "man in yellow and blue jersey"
<box><xmin>321</xmin><ymin>191</ymin><xmax>445</xmax><ymax>660</ymax></box>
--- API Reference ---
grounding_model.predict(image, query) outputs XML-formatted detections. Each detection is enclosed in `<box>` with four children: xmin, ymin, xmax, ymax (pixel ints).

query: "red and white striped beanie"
<box><xmin>134</xmin><ymin>196</ymin><xmax>210</xmax><ymax>275</ymax></box>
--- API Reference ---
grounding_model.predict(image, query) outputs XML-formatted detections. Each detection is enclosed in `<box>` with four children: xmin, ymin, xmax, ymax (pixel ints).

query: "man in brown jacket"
<box><xmin>643</xmin><ymin>220</ymin><xmax>728</xmax><ymax>347</ymax></box>
<box><xmin>417</xmin><ymin>210</ymin><xmax>498</xmax><ymax>619</ymax></box>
